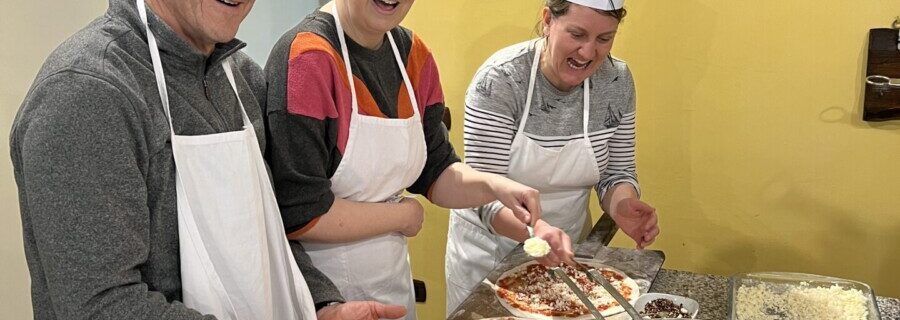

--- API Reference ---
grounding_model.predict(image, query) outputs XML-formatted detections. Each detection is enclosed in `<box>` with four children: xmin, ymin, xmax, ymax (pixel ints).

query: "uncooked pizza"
<box><xmin>492</xmin><ymin>260</ymin><xmax>640</xmax><ymax>319</ymax></box>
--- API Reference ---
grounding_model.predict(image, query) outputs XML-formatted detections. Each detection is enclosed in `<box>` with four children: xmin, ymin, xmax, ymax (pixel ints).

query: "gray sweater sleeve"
<box><xmin>13</xmin><ymin>72</ymin><xmax>213</xmax><ymax>320</ymax></box>
<box><xmin>288</xmin><ymin>241</ymin><xmax>345</xmax><ymax>309</ymax></box>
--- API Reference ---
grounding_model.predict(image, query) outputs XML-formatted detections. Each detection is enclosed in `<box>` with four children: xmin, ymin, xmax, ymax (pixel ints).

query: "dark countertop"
<box><xmin>650</xmin><ymin>268</ymin><xmax>900</xmax><ymax>319</ymax></box>
<box><xmin>449</xmin><ymin>256</ymin><xmax>900</xmax><ymax>319</ymax></box>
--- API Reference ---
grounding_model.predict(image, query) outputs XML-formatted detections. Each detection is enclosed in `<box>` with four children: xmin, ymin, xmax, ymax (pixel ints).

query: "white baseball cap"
<box><xmin>567</xmin><ymin>0</ymin><xmax>624</xmax><ymax>10</ymax></box>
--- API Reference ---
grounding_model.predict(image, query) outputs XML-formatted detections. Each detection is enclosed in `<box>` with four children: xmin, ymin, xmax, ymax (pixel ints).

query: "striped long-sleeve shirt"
<box><xmin>462</xmin><ymin>40</ymin><xmax>640</xmax><ymax>232</ymax></box>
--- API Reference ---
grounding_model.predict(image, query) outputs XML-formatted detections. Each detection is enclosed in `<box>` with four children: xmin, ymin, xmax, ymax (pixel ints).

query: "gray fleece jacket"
<box><xmin>9</xmin><ymin>0</ymin><xmax>341</xmax><ymax>319</ymax></box>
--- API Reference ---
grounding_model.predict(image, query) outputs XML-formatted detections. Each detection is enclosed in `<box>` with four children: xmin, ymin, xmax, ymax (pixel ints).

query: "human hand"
<box><xmin>612</xmin><ymin>198</ymin><xmax>659</xmax><ymax>249</ymax></box>
<box><xmin>397</xmin><ymin>196</ymin><xmax>425</xmax><ymax>237</ymax></box>
<box><xmin>488</xmin><ymin>176</ymin><xmax>541</xmax><ymax>225</ymax></box>
<box><xmin>315</xmin><ymin>301</ymin><xmax>407</xmax><ymax>320</ymax></box>
<box><xmin>531</xmin><ymin>220</ymin><xmax>574</xmax><ymax>266</ymax></box>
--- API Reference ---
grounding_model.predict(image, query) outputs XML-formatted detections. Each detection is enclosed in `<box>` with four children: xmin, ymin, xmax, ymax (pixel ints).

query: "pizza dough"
<box><xmin>491</xmin><ymin>259</ymin><xmax>640</xmax><ymax>320</ymax></box>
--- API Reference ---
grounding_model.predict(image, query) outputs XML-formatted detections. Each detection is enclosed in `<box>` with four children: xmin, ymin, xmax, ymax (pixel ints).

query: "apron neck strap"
<box><xmin>583</xmin><ymin>78</ymin><xmax>590</xmax><ymax>137</ymax></box>
<box><xmin>387</xmin><ymin>33</ymin><xmax>420</xmax><ymax>118</ymax></box>
<box><xmin>331</xmin><ymin>5</ymin><xmax>420</xmax><ymax>118</ymax></box>
<box><xmin>136</xmin><ymin>0</ymin><xmax>174</xmax><ymax>135</ymax></box>
<box><xmin>136</xmin><ymin>0</ymin><xmax>251</xmax><ymax>136</ymax></box>
<box><xmin>520</xmin><ymin>38</ymin><xmax>591</xmax><ymax>139</ymax></box>
<box><xmin>221</xmin><ymin>58</ymin><xmax>253</xmax><ymax>126</ymax></box>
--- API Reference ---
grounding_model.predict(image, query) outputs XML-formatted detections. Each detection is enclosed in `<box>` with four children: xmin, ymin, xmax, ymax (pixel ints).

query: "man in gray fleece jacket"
<box><xmin>9</xmin><ymin>0</ymin><xmax>405</xmax><ymax>319</ymax></box>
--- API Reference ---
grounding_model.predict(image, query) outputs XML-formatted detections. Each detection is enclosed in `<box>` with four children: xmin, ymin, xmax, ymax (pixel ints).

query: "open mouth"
<box><xmin>373</xmin><ymin>0</ymin><xmax>399</xmax><ymax>12</ymax></box>
<box><xmin>567</xmin><ymin>57</ymin><xmax>591</xmax><ymax>70</ymax></box>
<box><xmin>216</xmin><ymin>0</ymin><xmax>239</xmax><ymax>7</ymax></box>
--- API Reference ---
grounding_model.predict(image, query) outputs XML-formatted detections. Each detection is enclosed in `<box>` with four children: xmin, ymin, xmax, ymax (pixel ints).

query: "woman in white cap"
<box><xmin>445</xmin><ymin>0</ymin><xmax>660</xmax><ymax>313</ymax></box>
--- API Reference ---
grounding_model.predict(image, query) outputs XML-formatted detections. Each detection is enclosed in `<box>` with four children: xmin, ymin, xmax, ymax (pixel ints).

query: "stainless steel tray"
<box><xmin>728</xmin><ymin>272</ymin><xmax>881</xmax><ymax>320</ymax></box>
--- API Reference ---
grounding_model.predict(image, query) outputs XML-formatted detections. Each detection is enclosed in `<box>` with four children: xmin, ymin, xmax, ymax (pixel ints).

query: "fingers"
<box><xmin>512</xmin><ymin>205</ymin><xmax>531</xmax><ymax>226</ymax></box>
<box><xmin>493</xmin><ymin>179</ymin><xmax>540</xmax><ymax>225</ymax></box>
<box><xmin>402</xmin><ymin>221</ymin><xmax>424</xmax><ymax>237</ymax></box>
<box><xmin>512</xmin><ymin>193</ymin><xmax>541</xmax><ymax>225</ymax></box>
<box><xmin>641</xmin><ymin>225</ymin><xmax>660</xmax><ymax>248</ymax></box>
<box><xmin>559</xmin><ymin>251</ymin><xmax>576</xmax><ymax>266</ymax></box>
<box><xmin>400</xmin><ymin>219</ymin><xmax>423</xmax><ymax>237</ymax></box>
<box><xmin>637</xmin><ymin>208</ymin><xmax>658</xmax><ymax>249</ymax></box>
<box><xmin>314</xmin><ymin>303</ymin><xmax>339</xmax><ymax>319</ymax></box>
<box><xmin>534</xmin><ymin>224</ymin><xmax>573</xmax><ymax>266</ymax></box>
<box><xmin>372</xmin><ymin>302</ymin><xmax>407</xmax><ymax>319</ymax></box>
<box><xmin>521</xmin><ymin>188</ymin><xmax>541</xmax><ymax>223</ymax></box>
<box><xmin>557</xmin><ymin>231</ymin><xmax>575</xmax><ymax>265</ymax></box>
<box><xmin>399</xmin><ymin>197</ymin><xmax>425</xmax><ymax>237</ymax></box>
<box><xmin>537</xmin><ymin>252</ymin><xmax>561</xmax><ymax>266</ymax></box>
<box><xmin>617</xmin><ymin>199</ymin><xmax>657</xmax><ymax>248</ymax></box>
<box><xmin>643</xmin><ymin>209</ymin><xmax>658</xmax><ymax>230</ymax></box>
<box><xmin>552</xmin><ymin>229</ymin><xmax>575</xmax><ymax>265</ymax></box>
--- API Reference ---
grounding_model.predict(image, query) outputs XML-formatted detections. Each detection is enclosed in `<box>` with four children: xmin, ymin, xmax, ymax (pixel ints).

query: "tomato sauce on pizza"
<box><xmin>494</xmin><ymin>263</ymin><xmax>638</xmax><ymax>318</ymax></box>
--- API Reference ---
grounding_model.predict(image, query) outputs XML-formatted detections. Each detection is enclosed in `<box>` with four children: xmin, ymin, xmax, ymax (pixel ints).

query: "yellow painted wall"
<box><xmin>404</xmin><ymin>0</ymin><xmax>900</xmax><ymax>318</ymax></box>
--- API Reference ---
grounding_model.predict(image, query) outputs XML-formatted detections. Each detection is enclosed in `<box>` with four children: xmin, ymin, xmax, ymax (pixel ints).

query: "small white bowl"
<box><xmin>633</xmin><ymin>293</ymin><xmax>700</xmax><ymax>319</ymax></box>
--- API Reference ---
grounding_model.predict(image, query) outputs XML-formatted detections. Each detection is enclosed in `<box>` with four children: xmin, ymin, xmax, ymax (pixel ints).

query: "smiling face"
<box><xmin>146</xmin><ymin>0</ymin><xmax>255</xmax><ymax>54</ymax></box>
<box><xmin>339</xmin><ymin>0</ymin><xmax>414</xmax><ymax>46</ymax></box>
<box><xmin>540</xmin><ymin>3</ymin><xmax>620</xmax><ymax>92</ymax></box>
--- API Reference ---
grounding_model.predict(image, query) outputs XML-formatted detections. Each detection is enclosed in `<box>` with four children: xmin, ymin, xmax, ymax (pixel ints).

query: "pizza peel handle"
<box><xmin>573</xmin><ymin>262</ymin><xmax>643</xmax><ymax>320</ymax></box>
<box><xmin>548</xmin><ymin>267</ymin><xmax>606</xmax><ymax>319</ymax></box>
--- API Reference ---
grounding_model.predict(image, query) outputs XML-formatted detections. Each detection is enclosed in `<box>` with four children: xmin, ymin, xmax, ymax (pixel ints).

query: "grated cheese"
<box><xmin>523</xmin><ymin>237</ymin><xmax>551</xmax><ymax>257</ymax></box>
<box><xmin>735</xmin><ymin>282</ymin><xmax>869</xmax><ymax>320</ymax></box>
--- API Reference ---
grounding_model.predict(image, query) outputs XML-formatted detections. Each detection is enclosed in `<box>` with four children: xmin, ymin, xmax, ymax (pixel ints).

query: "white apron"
<box><xmin>299</xmin><ymin>6</ymin><xmax>427</xmax><ymax>320</ymax></box>
<box><xmin>137</xmin><ymin>1</ymin><xmax>317</xmax><ymax>318</ymax></box>
<box><xmin>445</xmin><ymin>39</ymin><xmax>601</xmax><ymax>314</ymax></box>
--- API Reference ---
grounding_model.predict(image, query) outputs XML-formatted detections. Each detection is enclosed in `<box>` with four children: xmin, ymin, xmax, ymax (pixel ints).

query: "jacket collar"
<box><xmin>107</xmin><ymin>0</ymin><xmax>246</xmax><ymax>75</ymax></box>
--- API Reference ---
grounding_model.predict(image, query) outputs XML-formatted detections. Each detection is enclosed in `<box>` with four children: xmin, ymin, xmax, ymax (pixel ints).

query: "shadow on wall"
<box><xmin>630</xmin><ymin>0</ymin><xmax>718</xmax><ymax>177</ymax></box>
<box><xmin>715</xmin><ymin>176</ymin><xmax>887</xmax><ymax>288</ymax></box>
<box><xmin>463</xmin><ymin>26</ymin><xmax>533</xmax><ymax>82</ymax></box>
<box><xmin>792</xmin><ymin>185</ymin><xmax>896</xmax><ymax>297</ymax></box>
<box><xmin>819</xmin><ymin>105</ymin><xmax>900</xmax><ymax>134</ymax></box>
<box><xmin>630</xmin><ymin>0</ymin><xmax>719</xmax><ymax>265</ymax></box>
<box><xmin>447</xmin><ymin>24</ymin><xmax>532</xmax><ymax>146</ymax></box>
<box><xmin>694</xmin><ymin>200</ymin><xmax>767</xmax><ymax>273</ymax></box>
<box><xmin>684</xmin><ymin>174</ymin><xmax>803</xmax><ymax>274</ymax></box>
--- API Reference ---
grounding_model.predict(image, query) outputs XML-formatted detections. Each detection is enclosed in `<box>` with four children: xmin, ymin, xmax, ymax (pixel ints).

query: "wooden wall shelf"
<box><xmin>863</xmin><ymin>27</ymin><xmax>900</xmax><ymax>121</ymax></box>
